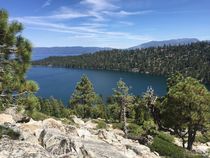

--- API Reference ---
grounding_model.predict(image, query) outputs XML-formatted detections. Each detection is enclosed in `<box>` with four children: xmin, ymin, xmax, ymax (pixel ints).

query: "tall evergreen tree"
<box><xmin>0</xmin><ymin>9</ymin><xmax>38</xmax><ymax>107</ymax></box>
<box><xmin>69</xmin><ymin>75</ymin><xmax>98</xmax><ymax>118</ymax></box>
<box><xmin>113</xmin><ymin>79</ymin><xmax>133</xmax><ymax>138</ymax></box>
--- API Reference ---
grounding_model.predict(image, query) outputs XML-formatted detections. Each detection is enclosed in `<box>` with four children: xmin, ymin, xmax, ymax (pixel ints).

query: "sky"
<box><xmin>0</xmin><ymin>0</ymin><xmax>210</xmax><ymax>48</ymax></box>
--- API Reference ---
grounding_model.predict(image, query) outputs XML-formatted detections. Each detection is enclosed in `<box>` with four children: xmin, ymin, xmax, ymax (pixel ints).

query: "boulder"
<box><xmin>193</xmin><ymin>143</ymin><xmax>210</xmax><ymax>155</ymax></box>
<box><xmin>4</xmin><ymin>107</ymin><xmax>30</xmax><ymax>123</ymax></box>
<box><xmin>17</xmin><ymin>119</ymin><xmax>43</xmax><ymax>143</ymax></box>
<box><xmin>64</xmin><ymin>125</ymin><xmax>78</xmax><ymax>136</ymax></box>
<box><xmin>72</xmin><ymin>115</ymin><xmax>85</xmax><ymax>125</ymax></box>
<box><xmin>126</xmin><ymin>143</ymin><xmax>158</xmax><ymax>158</ymax></box>
<box><xmin>77</xmin><ymin>128</ymin><xmax>92</xmax><ymax>138</ymax></box>
<box><xmin>38</xmin><ymin>128</ymin><xmax>80</xmax><ymax>157</ymax></box>
<box><xmin>43</xmin><ymin>118</ymin><xmax>66</xmax><ymax>133</ymax></box>
<box><xmin>85</xmin><ymin>120</ymin><xmax>97</xmax><ymax>129</ymax></box>
<box><xmin>97</xmin><ymin>129</ymin><xmax>121</xmax><ymax>145</ymax></box>
<box><xmin>0</xmin><ymin>113</ymin><xmax>15</xmax><ymax>125</ymax></box>
<box><xmin>79</xmin><ymin>138</ymin><xmax>128</xmax><ymax>158</ymax></box>
<box><xmin>0</xmin><ymin>136</ymin><xmax>52</xmax><ymax>158</ymax></box>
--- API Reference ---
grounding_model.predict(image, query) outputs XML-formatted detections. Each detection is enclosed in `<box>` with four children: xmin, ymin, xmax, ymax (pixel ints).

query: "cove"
<box><xmin>27</xmin><ymin>66</ymin><xmax>167</xmax><ymax>105</ymax></box>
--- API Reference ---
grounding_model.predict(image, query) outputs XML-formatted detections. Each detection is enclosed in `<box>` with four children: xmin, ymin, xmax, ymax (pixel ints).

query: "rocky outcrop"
<box><xmin>0</xmin><ymin>113</ymin><xmax>15</xmax><ymax>125</ymax></box>
<box><xmin>4</xmin><ymin>107</ymin><xmax>30</xmax><ymax>123</ymax></box>
<box><xmin>0</xmin><ymin>136</ymin><xmax>52</xmax><ymax>158</ymax></box>
<box><xmin>0</xmin><ymin>111</ymin><xmax>161</xmax><ymax>158</ymax></box>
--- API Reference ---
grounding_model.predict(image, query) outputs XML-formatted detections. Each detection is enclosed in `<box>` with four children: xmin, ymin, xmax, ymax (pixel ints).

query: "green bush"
<box><xmin>60</xmin><ymin>108</ymin><xmax>74</xmax><ymax>119</ymax></box>
<box><xmin>128</xmin><ymin>123</ymin><xmax>144</xmax><ymax>137</ymax></box>
<box><xmin>91</xmin><ymin>104</ymin><xmax>107</xmax><ymax>119</ymax></box>
<box><xmin>157</xmin><ymin>131</ymin><xmax>175</xmax><ymax>143</ymax></box>
<box><xmin>74</xmin><ymin>104</ymin><xmax>92</xmax><ymax>118</ymax></box>
<box><xmin>96</xmin><ymin>120</ymin><xmax>107</xmax><ymax>129</ymax></box>
<box><xmin>107</xmin><ymin>103</ymin><xmax>121</xmax><ymax>121</ymax></box>
<box><xmin>142</xmin><ymin>120</ymin><xmax>158</xmax><ymax>135</ymax></box>
<box><xmin>39</xmin><ymin>97</ymin><xmax>66</xmax><ymax>118</ymax></box>
<box><xmin>150</xmin><ymin>136</ymin><xmax>186</xmax><ymax>158</ymax></box>
<box><xmin>195</xmin><ymin>132</ymin><xmax>210</xmax><ymax>143</ymax></box>
<box><xmin>0</xmin><ymin>126</ymin><xmax>20</xmax><ymax>140</ymax></box>
<box><xmin>29</xmin><ymin>110</ymin><xmax>49</xmax><ymax>121</ymax></box>
<box><xmin>150</xmin><ymin>136</ymin><xmax>203</xmax><ymax>158</ymax></box>
<box><xmin>112</xmin><ymin>122</ymin><xmax>123</xmax><ymax>130</ymax></box>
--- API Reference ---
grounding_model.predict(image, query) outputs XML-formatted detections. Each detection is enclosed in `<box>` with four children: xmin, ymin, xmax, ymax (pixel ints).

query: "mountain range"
<box><xmin>129</xmin><ymin>38</ymin><xmax>199</xmax><ymax>49</ymax></box>
<box><xmin>32</xmin><ymin>38</ymin><xmax>200</xmax><ymax>60</ymax></box>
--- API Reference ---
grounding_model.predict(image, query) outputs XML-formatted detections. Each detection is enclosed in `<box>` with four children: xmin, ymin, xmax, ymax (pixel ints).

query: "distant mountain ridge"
<box><xmin>129</xmin><ymin>38</ymin><xmax>199</xmax><ymax>49</ymax></box>
<box><xmin>32</xmin><ymin>46</ymin><xmax>112</xmax><ymax>60</ymax></box>
<box><xmin>32</xmin><ymin>38</ymin><xmax>201</xmax><ymax>60</ymax></box>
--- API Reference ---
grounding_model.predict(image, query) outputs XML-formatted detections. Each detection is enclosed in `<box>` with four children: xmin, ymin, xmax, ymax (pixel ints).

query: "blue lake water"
<box><xmin>32</xmin><ymin>52</ymin><xmax>80</xmax><ymax>61</ymax></box>
<box><xmin>27</xmin><ymin>66</ymin><xmax>168</xmax><ymax>105</ymax></box>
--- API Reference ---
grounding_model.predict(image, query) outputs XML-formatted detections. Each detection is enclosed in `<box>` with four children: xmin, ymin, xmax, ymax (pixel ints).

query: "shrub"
<box><xmin>142</xmin><ymin>120</ymin><xmax>158</xmax><ymax>135</ymax></box>
<box><xmin>60</xmin><ymin>108</ymin><xmax>74</xmax><ymax>119</ymax></box>
<box><xmin>150</xmin><ymin>136</ymin><xmax>186</xmax><ymax>158</ymax></box>
<box><xmin>107</xmin><ymin>103</ymin><xmax>121</xmax><ymax>121</ymax></box>
<box><xmin>74</xmin><ymin>104</ymin><xmax>92</xmax><ymax>118</ymax></box>
<box><xmin>39</xmin><ymin>97</ymin><xmax>66</xmax><ymax>118</ymax></box>
<box><xmin>0</xmin><ymin>126</ymin><xmax>20</xmax><ymax>140</ymax></box>
<box><xmin>157</xmin><ymin>131</ymin><xmax>175</xmax><ymax>143</ymax></box>
<box><xmin>150</xmin><ymin>136</ymin><xmax>203</xmax><ymax>158</ymax></box>
<box><xmin>17</xmin><ymin>94</ymin><xmax>41</xmax><ymax>112</ymax></box>
<box><xmin>195</xmin><ymin>132</ymin><xmax>210</xmax><ymax>143</ymax></box>
<box><xmin>128</xmin><ymin>123</ymin><xmax>144</xmax><ymax>137</ymax></box>
<box><xmin>29</xmin><ymin>110</ymin><xmax>48</xmax><ymax>121</ymax></box>
<box><xmin>112</xmin><ymin>122</ymin><xmax>123</xmax><ymax>130</ymax></box>
<box><xmin>91</xmin><ymin>104</ymin><xmax>107</xmax><ymax>119</ymax></box>
<box><xmin>96</xmin><ymin>120</ymin><xmax>107</xmax><ymax>129</ymax></box>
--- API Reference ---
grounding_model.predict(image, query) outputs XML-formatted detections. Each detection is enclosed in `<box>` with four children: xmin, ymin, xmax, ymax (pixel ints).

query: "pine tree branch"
<box><xmin>0</xmin><ymin>91</ymin><xmax>28</xmax><ymax>97</ymax></box>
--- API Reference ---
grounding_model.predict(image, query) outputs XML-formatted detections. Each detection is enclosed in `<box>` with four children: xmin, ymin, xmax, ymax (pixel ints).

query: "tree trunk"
<box><xmin>122</xmin><ymin>98</ymin><xmax>128</xmax><ymax>138</ymax></box>
<box><xmin>181</xmin><ymin>137</ymin><xmax>186</xmax><ymax>148</ymax></box>
<box><xmin>150</xmin><ymin>105</ymin><xmax>162</xmax><ymax>130</ymax></box>
<box><xmin>187</xmin><ymin>128</ymin><xmax>196</xmax><ymax>150</ymax></box>
<box><xmin>119</xmin><ymin>104</ymin><xmax>123</xmax><ymax>123</ymax></box>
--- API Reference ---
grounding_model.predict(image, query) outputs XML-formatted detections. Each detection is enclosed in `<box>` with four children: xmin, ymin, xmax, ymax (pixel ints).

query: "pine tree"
<box><xmin>69</xmin><ymin>75</ymin><xmax>98</xmax><ymax>118</ymax></box>
<box><xmin>113</xmin><ymin>79</ymin><xmax>133</xmax><ymax>138</ymax></box>
<box><xmin>0</xmin><ymin>9</ymin><xmax>38</xmax><ymax>107</ymax></box>
<box><xmin>162</xmin><ymin>75</ymin><xmax>210</xmax><ymax>150</ymax></box>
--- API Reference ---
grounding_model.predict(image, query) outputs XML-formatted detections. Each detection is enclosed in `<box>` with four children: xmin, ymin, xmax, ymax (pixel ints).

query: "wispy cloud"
<box><xmin>103</xmin><ymin>10</ymin><xmax>153</xmax><ymax>17</ymax></box>
<box><xmin>80</xmin><ymin>0</ymin><xmax>119</xmax><ymax>11</ymax></box>
<box><xmin>11</xmin><ymin>0</ymin><xmax>154</xmax><ymax>48</ymax></box>
<box><xmin>42</xmin><ymin>0</ymin><xmax>52</xmax><ymax>8</ymax></box>
<box><xmin>119</xmin><ymin>21</ymin><xmax>134</xmax><ymax>26</ymax></box>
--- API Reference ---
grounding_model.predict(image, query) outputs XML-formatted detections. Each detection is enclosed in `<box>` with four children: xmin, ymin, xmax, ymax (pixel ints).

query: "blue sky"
<box><xmin>1</xmin><ymin>0</ymin><xmax>210</xmax><ymax>48</ymax></box>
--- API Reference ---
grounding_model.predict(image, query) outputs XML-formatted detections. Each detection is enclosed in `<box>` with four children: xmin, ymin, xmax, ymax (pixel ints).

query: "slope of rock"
<box><xmin>0</xmin><ymin>110</ymin><xmax>159</xmax><ymax>158</ymax></box>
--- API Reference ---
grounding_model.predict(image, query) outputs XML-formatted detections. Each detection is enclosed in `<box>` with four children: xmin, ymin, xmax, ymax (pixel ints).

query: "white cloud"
<box><xmin>119</xmin><ymin>21</ymin><xmax>134</xmax><ymax>26</ymax></box>
<box><xmin>80</xmin><ymin>0</ymin><xmax>118</xmax><ymax>11</ymax></box>
<box><xmin>42</xmin><ymin>0</ymin><xmax>52</xmax><ymax>8</ymax></box>
<box><xmin>103</xmin><ymin>10</ymin><xmax>153</xmax><ymax>17</ymax></box>
<box><xmin>52</xmin><ymin>7</ymin><xmax>90</xmax><ymax>19</ymax></box>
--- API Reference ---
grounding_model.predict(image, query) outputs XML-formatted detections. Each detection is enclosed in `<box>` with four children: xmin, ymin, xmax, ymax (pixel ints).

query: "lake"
<box><xmin>27</xmin><ymin>66</ymin><xmax>167</xmax><ymax>105</ymax></box>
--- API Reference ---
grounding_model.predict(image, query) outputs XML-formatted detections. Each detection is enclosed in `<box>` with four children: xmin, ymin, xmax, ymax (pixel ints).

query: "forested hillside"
<box><xmin>33</xmin><ymin>42</ymin><xmax>210</xmax><ymax>83</ymax></box>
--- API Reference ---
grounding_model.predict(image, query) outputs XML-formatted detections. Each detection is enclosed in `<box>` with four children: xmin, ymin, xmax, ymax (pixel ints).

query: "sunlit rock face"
<box><xmin>0</xmin><ymin>109</ymin><xmax>160</xmax><ymax>158</ymax></box>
